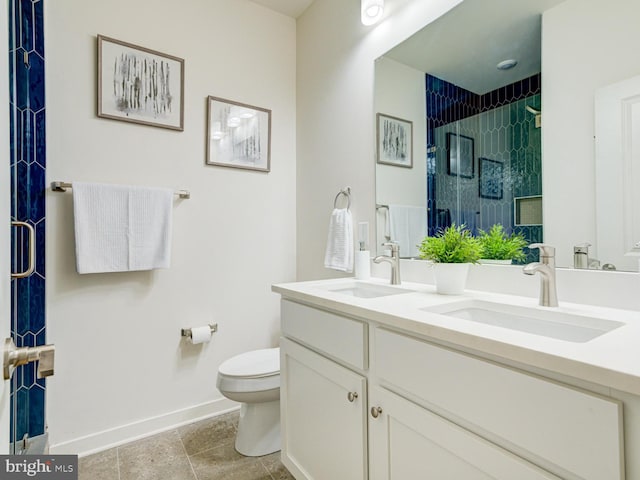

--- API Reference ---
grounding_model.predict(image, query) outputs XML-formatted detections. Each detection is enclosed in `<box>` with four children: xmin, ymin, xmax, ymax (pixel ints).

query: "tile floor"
<box><xmin>78</xmin><ymin>411</ymin><xmax>294</xmax><ymax>480</ymax></box>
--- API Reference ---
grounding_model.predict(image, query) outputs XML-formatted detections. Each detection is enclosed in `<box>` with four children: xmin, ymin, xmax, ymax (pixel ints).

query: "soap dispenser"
<box><xmin>355</xmin><ymin>222</ymin><xmax>371</xmax><ymax>280</ymax></box>
<box><xmin>573</xmin><ymin>243</ymin><xmax>591</xmax><ymax>269</ymax></box>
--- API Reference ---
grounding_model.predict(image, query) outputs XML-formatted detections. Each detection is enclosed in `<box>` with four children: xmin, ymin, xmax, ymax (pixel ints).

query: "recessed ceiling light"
<box><xmin>497</xmin><ymin>59</ymin><xmax>518</xmax><ymax>71</ymax></box>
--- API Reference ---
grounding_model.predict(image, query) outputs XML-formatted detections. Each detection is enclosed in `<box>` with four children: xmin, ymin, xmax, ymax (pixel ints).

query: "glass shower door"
<box><xmin>8</xmin><ymin>0</ymin><xmax>47</xmax><ymax>454</ymax></box>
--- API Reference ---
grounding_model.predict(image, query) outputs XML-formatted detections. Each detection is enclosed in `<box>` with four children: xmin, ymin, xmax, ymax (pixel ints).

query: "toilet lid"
<box><xmin>219</xmin><ymin>347</ymin><xmax>280</xmax><ymax>378</ymax></box>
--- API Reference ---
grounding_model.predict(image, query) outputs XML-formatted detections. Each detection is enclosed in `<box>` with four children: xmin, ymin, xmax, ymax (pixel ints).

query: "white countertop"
<box><xmin>272</xmin><ymin>277</ymin><xmax>640</xmax><ymax>396</ymax></box>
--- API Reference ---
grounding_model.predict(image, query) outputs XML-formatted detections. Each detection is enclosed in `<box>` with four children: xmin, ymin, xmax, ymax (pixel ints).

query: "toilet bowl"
<box><xmin>216</xmin><ymin>347</ymin><xmax>281</xmax><ymax>456</ymax></box>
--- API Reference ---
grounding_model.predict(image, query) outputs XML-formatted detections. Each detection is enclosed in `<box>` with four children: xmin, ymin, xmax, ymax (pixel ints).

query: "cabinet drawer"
<box><xmin>281</xmin><ymin>300</ymin><xmax>367</xmax><ymax>370</ymax></box>
<box><xmin>374</xmin><ymin>327</ymin><xmax>624</xmax><ymax>480</ymax></box>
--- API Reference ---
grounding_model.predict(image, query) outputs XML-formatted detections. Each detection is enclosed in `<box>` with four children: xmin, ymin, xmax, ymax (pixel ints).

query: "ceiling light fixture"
<box><xmin>496</xmin><ymin>59</ymin><xmax>518</xmax><ymax>71</ymax></box>
<box><xmin>361</xmin><ymin>0</ymin><xmax>384</xmax><ymax>26</ymax></box>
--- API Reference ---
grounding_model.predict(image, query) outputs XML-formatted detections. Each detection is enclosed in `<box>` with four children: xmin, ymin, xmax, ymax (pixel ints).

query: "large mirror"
<box><xmin>374</xmin><ymin>0</ymin><xmax>640</xmax><ymax>272</ymax></box>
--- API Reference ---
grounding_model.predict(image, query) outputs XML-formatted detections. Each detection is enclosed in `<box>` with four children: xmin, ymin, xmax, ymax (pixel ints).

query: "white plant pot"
<box><xmin>478</xmin><ymin>259</ymin><xmax>512</xmax><ymax>265</ymax></box>
<box><xmin>433</xmin><ymin>263</ymin><xmax>471</xmax><ymax>295</ymax></box>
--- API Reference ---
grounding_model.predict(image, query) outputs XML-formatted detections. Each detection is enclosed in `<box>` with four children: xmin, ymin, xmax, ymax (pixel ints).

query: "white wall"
<box><xmin>296</xmin><ymin>0</ymin><xmax>463</xmax><ymax>280</ymax></box>
<box><xmin>45</xmin><ymin>0</ymin><xmax>296</xmax><ymax>454</ymax></box>
<box><xmin>374</xmin><ymin>56</ymin><xmax>426</xmax><ymax>207</ymax></box>
<box><xmin>0</xmin><ymin>0</ymin><xmax>11</xmax><ymax>454</ymax></box>
<box><xmin>542</xmin><ymin>0</ymin><xmax>640</xmax><ymax>267</ymax></box>
<box><xmin>374</xmin><ymin>56</ymin><xmax>426</xmax><ymax>255</ymax></box>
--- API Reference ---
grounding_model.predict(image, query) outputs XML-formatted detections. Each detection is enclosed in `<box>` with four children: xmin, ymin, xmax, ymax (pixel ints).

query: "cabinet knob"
<box><xmin>347</xmin><ymin>391</ymin><xmax>358</xmax><ymax>402</ymax></box>
<box><xmin>371</xmin><ymin>406</ymin><xmax>383</xmax><ymax>418</ymax></box>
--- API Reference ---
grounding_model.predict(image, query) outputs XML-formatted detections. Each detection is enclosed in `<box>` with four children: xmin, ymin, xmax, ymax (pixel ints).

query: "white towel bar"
<box><xmin>51</xmin><ymin>181</ymin><xmax>190</xmax><ymax>199</ymax></box>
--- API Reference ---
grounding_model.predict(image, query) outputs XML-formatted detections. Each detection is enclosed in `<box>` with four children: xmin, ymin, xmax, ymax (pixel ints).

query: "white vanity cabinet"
<box><xmin>368</xmin><ymin>386</ymin><xmax>561</xmax><ymax>480</ymax></box>
<box><xmin>280</xmin><ymin>300</ymin><xmax>368</xmax><ymax>479</ymax></box>
<box><xmin>371</xmin><ymin>327</ymin><xmax>624</xmax><ymax>480</ymax></box>
<box><xmin>279</xmin><ymin>298</ymin><xmax>626</xmax><ymax>480</ymax></box>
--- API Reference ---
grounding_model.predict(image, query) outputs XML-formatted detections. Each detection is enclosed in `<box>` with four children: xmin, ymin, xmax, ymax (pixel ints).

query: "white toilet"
<box><xmin>216</xmin><ymin>347</ymin><xmax>281</xmax><ymax>456</ymax></box>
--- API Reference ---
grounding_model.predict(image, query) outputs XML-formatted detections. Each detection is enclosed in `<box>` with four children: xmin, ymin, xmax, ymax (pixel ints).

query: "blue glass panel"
<box><xmin>19</xmin><ymin>0</ymin><xmax>33</xmax><ymax>52</ymax></box>
<box><xmin>28</xmin><ymin>274</ymin><xmax>45</xmax><ymax>332</ymax></box>
<box><xmin>28</xmin><ymin>53</ymin><xmax>45</xmax><ymax>111</ymax></box>
<box><xmin>35</xmin><ymin>110</ymin><xmax>45</xmax><ymax>167</ymax></box>
<box><xmin>35</xmin><ymin>220</ymin><xmax>45</xmax><ymax>276</ymax></box>
<box><xmin>33</xmin><ymin>0</ymin><xmax>44</xmax><ymax>56</ymax></box>
<box><xmin>35</xmin><ymin>328</ymin><xmax>45</xmax><ymax>346</ymax></box>
<box><xmin>10</xmin><ymin>162</ymin><xmax>16</xmax><ymax>216</ymax></box>
<box><xmin>23</xmin><ymin>361</ymin><xmax>35</xmax><ymax>388</ymax></box>
<box><xmin>9</xmin><ymin>49</ymin><xmax>15</xmax><ymax>108</ymax></box>
<box><xmin>15</xmin><ymin>387</ymin><xmax>29</xmax><ymax>440</ymax></box>
<box><xmin>28</xmin><ymin>386</ymin><xmax>45</xmax><ymax>436</ymax></box>
<box><xmin>14</xmin><ymin>49</ymin><xmax>29</xmax><ymax>109</ymax></box>
<box><xmin>15</xmin><ymin>276</ymin><xmax>30</xmax><ymax>335</ymax></box>
<box><xmin>29</xmin><ymin>162</ymin><xmax>46</xmax><ymax>222</ymax></box>
<box><xmin>15</xmin><ymin>160</ymin><xmax>28</xmax><ymax>220</ymax></box>
<box><xmin>21</xmin><ymin>109</ymin><xmax>33</xmax><ymax>164</ymax></box>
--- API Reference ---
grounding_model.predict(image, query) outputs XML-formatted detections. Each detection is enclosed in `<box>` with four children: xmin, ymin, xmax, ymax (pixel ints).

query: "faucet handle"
<box><xmin>382</xmin><ymin>242</ymin><xmax>400</xmax><ymax>253</ymax></box>
<box><xmin>529</xmin><ymin>243</ymin><xmax>555</xmax><ymax>257</ymax></box>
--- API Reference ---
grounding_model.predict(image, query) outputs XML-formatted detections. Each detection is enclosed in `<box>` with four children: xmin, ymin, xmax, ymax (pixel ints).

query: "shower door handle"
<box><xmin>11</xmin><ymin>221</ymin><xmax>36</xmax><ymax>279</ymax></box>
<box><xmin>3</xmin><ymin>338</ymin><xmax>55</xmax><ymax>380</ymax></box>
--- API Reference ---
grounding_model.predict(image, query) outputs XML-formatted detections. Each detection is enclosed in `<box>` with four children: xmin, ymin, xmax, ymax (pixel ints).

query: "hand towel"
<box><xmin>324</xmin><ymin>208</ymin><xmax>354</xmax><ymax>272</ymax></box>
<box><xmin>73</xmin><ymin>182</ymin><xmax>173</xmax><ymax>274</ymax></box>
<box><xmin>388</xmin><ymin>204</ymin><xmax>427</xmax><ymax>258</ymax></box>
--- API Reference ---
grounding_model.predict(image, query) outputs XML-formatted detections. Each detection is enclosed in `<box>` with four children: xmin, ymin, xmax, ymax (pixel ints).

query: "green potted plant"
<box><xmin>418</xmin><ymin>224</ymin><xmax>481</xmax><ymax>294</ymax></box>
<box><xmin>477</xmin><ymin>224</ymin><xmax>527</xmax><ymax>264</ymax></box>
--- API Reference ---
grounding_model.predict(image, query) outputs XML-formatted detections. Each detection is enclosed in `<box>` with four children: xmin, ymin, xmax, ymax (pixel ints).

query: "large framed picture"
<box><xmin>206</xmin><ymin>96</ymin><xmax>271</xmax><ymax>172</ymax></box>
<box><xmin>446</xmin><ymin>132</ymin><xmax>474</xmax><ymax>178</ymax></box>
<box><xmin>376</xmin><ymin>113</ymin><xmax>413</xmax><ymax>168</ymax></box>
<box><xmin>98</xmin><ymin>35</ymin><xmax>185</xmax><ymax>131</ymax></box>
<box><xmin>479</xmin><ymin>157</ymin><xmax>504</xmax><ymax>199</ymax></box>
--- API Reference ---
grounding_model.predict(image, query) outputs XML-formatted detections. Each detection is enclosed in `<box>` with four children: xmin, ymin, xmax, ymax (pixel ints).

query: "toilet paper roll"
<box><xmin>189</xmin><ymin>326</ymin><xmax>212</xmax><ymax>344</ymax></box>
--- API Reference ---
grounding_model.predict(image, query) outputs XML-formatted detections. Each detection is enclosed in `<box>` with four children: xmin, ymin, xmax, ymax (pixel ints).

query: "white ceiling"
<box><xmin>248</xmin><ymin>0</ymin><xmax>315</xmax><ymax>18</ymax></box>
<box><xmin>384</xmin><ymin>0</ymin><xmax>566</xmax><ymax>95</ymax></box>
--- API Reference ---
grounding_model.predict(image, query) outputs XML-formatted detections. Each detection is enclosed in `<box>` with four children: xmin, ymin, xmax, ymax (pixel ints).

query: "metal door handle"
<box><xmin>347</xmin><ymin>391</ymin><xmax>358</xmax><ymax>402</ymax></box>
<box><xmin>11</xmin><ymin>221</ymin><xmax>35</xmax><ymax>278</ymax></box>
<box><xmin>3</xmin><ymin>338</ymin><xmax>55</xmax><ymax>380</ymax></box>
<box><xmin>371</xmin><ymin>406</ymin><xmax>383</xmax><ymax>418</ymax></box>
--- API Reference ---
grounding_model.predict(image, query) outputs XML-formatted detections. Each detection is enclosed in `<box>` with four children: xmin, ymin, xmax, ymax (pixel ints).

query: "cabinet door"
<box><xmin>369</xmin><ymin>387</ymin><xmax>562</xmax><ymax>480</ymax></box>
<box><xmin>281</xmin><ymin>338</ymin><xmax>367</xmax><ymax>480</ymax></box>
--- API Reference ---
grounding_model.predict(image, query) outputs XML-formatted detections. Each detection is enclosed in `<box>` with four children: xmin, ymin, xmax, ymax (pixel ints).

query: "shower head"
<box><xmin>526</xmin><ymin>105</ymin><xmax>541</xmax><ymax>115</ymax></box>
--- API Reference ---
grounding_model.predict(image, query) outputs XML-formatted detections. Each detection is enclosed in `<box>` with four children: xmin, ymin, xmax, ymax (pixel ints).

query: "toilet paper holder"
<box><xmin>181</xmin><ymin>323</ymin><xmax>218</xmax><ymax>339</ymax></box>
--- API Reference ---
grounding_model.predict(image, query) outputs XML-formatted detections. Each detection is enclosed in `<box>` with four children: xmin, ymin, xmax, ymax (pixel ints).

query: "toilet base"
<box><xmin>235</xmin><ymin>400</ymin><xmax>281</xmax><ymax>457</ymax></box>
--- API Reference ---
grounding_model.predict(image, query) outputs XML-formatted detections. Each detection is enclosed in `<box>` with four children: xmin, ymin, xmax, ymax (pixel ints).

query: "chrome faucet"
<box><xmin>374</xmin><ymin>242</ymin><xmax>401</xmax><ymax>285</ymax></box>
<box><xmin>523</xmin><ymin>244</ymin><xmax>558</xmax><ymax>307</ymax></box>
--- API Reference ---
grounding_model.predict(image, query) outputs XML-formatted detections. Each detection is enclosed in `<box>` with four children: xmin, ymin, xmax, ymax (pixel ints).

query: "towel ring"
<box><xmin>334</xmin><ymin>187</ymin><xmax>351</xmax><ymax>210</ymax></box>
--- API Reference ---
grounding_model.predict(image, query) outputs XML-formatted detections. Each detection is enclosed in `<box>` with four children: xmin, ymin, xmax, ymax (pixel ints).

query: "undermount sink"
<box><xmin>422</xmin><ymin>300</ymin><xmax>624</xmax><ymax>343</ymax></box>
<box><xmin>320</xmin><ymin>281</ymin><xmax>414</xmax><ymax>299</ymax></box>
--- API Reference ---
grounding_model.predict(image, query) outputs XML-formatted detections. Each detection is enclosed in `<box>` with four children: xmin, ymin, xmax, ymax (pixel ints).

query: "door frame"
<box><xmin>1</xmin><ymin>0</ymin><xmax>13</xmax><ymax>455</ymax></box>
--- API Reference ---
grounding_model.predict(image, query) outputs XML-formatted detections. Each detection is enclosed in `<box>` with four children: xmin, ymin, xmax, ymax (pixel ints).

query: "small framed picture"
<box><xmin>206</xmin><ymin>96</ymin><xmax>271</xmax><ymax>172</ymax></box>
<box><xmin>97</xmin><ymin>35</ymin><xmax>184</xmax><ymax>131</ymax></box>
<box><xmin>376</xmin><ymin>113</ymin><xmax>413</xmax><ymax>168</ymax></box>
<box><xmin>479</xmin><ymin>157</ymin><xmax>504</xmax><ymax>199</ymax></box>
<box><xmin>446</xmin><ymin>132</ymin><xmax>474</xmax><ymax>178</ymax></box>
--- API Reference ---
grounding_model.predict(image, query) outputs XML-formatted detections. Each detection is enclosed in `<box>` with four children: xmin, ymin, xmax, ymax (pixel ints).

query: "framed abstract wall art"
<box><xmin>446</xmin><ymin>132</ymin><xmax>474</xmax><ymax>178</ymax></box>
<box><xmin>97</xmin><ymin>35</ymin><xmax>184</xmax><ymax>131</ymax></box>
<box><xmin>376</xmin><ymin>113</ymin><xmax>413</xmax><ymax>168</ymax></box>
<box><xmin>479</xmin><ymin>157</ymin><xmax>504</xmax><ymax>199</ymax></box>
<box><xmin>206</xmin><ymin>96</ymin><xmax>272</xmax><ymax>172</ymax></box>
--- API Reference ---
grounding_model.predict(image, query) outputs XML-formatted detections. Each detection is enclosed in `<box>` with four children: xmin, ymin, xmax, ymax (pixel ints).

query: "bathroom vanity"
<box><xmin>272</xmin><ymin>278</ymin><xmax>640</xmax><ymax>480</ymax></box>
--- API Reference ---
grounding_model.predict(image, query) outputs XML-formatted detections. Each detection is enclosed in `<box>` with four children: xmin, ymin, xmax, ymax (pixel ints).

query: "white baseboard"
<box><xmin>50</xmin><ymin>398</ymin><xmax>239</xmax><ymax>457</ymax></box>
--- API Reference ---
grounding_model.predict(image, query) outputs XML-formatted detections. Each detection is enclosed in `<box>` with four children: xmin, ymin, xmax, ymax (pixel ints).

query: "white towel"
<box><xmin>388</xmin><ymin>204</ymin><xmax>427</xmax><ymax>258</ymax></box>
<box><xmin>324</xmin><ymin>208</ymin><xmax>354</xmax><ymax>272</ymax></box>
<box><xmin>73</xmin><ymin>182</ymin><xmax>173</xmax><ymax>274</ymax></box>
